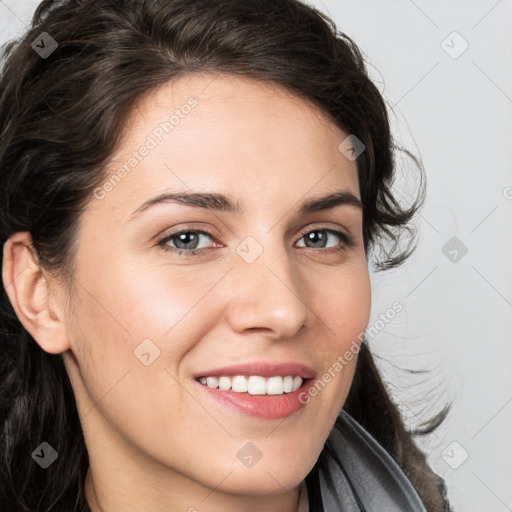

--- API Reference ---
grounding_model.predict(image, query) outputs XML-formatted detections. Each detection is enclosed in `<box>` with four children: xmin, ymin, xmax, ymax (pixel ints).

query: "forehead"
<box><xmin>91</xmin><ymin>72</ymin><xmax>360</xmax><ymax>219</ymax></box>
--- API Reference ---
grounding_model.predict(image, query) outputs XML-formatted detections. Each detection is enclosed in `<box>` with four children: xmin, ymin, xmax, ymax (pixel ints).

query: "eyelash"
<box><xmin>156</xmin><ymin>226</ymin><xmax>354</xmax><ymax>257</ymax></box>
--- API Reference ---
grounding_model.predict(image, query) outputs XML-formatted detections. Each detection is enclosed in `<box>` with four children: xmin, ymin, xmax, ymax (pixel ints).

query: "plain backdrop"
<box><xmin>1</xmin><ymin>1</ymin><xmax>511</xmax><ymax>511</ymax></box>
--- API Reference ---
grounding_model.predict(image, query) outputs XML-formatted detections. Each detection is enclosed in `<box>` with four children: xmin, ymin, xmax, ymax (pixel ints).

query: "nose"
<box><xmin>225</xmin><ymin>240</ymin><xmax>309</xmax><ymax>339</ymax></box>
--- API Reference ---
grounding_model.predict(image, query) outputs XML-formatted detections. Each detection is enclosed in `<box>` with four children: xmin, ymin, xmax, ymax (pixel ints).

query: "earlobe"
<box><xmin>2</xmin><ymin>231</ymin><xmax>70</xmax><ymax>354</ymax></box>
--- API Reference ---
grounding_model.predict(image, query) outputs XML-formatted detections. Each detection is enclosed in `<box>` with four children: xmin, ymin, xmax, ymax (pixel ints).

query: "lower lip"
<box><xmin>194</xmin><ymin>378</ymin><xmax>316</xmax><ymax>420</ymax></box>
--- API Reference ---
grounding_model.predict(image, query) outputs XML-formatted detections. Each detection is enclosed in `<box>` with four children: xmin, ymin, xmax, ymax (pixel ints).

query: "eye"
<box><xmin>157</xmin><ymin>229</ymin><xmax>217</xmax><ymax>255</ymax></box>
<box><xmin>296</xmin><ymin>228</ymin><xmax>352</xmax><ymax>251</ymax></box>
<box><xmin>156</xmin><ymin>226</ymin><xmax>353</xmax><ymax>257</ymax></box>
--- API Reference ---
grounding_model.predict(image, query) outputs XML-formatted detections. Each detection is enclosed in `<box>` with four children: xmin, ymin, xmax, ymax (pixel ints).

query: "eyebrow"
<box><xmin>127</xmin><ymin>189</ymin><xmax>363</xmax><ymax>222</ymax></box>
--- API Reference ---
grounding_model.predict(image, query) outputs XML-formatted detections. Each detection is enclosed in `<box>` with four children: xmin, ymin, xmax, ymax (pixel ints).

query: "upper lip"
<box><xmin>193</xmin><ymin>362</ymin><xmax>316</xmax><ymax>379</ymax></box>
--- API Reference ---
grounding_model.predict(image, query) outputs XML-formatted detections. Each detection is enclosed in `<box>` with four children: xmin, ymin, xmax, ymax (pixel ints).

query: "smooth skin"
<box><xmin>3</xmin><ymin>73</ymin><xmax>372</xmax><ymax>512</ymax></box>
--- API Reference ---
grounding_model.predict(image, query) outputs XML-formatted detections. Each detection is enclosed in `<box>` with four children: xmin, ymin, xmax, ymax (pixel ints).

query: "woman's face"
<box><xmin>61</xmin><ymin>72</ymin><xmax>372</xmax><ymax>508</ymax></box>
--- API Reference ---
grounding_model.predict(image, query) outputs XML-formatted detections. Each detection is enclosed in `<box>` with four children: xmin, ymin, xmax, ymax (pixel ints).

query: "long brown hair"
<box><xmin>0</xmin><ymin>0</ymin><xmax>450</xmax><ymax>510</ymax></box>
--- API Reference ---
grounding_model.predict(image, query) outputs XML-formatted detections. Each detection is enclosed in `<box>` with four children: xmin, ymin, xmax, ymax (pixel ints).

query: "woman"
<box><xmin>0</xmin><ymin>0</ymin><xmax>451</xmax><ymax>510</ymax></box>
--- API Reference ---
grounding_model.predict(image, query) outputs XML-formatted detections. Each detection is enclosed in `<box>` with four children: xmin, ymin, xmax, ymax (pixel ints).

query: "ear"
<box><xmin>2</xmin><ymin>231</ymin><xmax>70</xmax><ymax>354</ymax></box>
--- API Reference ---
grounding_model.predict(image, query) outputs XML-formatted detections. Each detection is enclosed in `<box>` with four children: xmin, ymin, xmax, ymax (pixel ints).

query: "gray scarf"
<box><xmin>305</xmin><ymin>410</ymin><xmax>428</xmax><ymax>511</ymax></box>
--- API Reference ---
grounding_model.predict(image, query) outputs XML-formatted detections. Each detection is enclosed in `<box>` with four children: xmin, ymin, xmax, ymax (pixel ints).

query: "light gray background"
<box><xmin>1</xmin><ymin>1</ymin><xmax>511</xmax><ymax>511</ymax></box>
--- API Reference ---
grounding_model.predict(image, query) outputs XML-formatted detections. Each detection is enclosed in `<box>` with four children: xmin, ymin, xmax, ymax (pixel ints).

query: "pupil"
<box><xmin>307</xmin><ymin>231</ymin><xmax>326</xmax><ymax>248</ymax></box>
<box><xmin>178</xmin><ymin>233</ymin><xmax>198</xmax><ymax>249</ymax></box>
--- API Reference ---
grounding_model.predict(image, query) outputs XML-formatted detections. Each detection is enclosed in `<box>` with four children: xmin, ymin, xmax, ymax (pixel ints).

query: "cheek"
<box><xmin>318</xmin><ymin>261</ymin><xmax>372</xmax><ymax>349</ymax></box>
<box><xmin>65</xmin><ymin>266</ymin><xmax>200</xmax><ymax>451</ymax></box>
<box><xmin>310</xmin><ymin>262</ymin><xmax>371</xmax><ymax>405</ymax></box>
<box><xmin>74</xmin><ymin>257</ymin><xmax>217</xmax><ymax>354</ymax></box>
<box><xmin>119</xmin><ymin>257</ymin><xmax>231</xmax><ymax>328</ymax></box>
<box><xmin>339</xmin><ymin>271</ymin><xmax>372</xmax><ymax>342</ymax></box>
<box><xmin>66</xmin><ymin>257</ymin><xmax>227</xmax><ymax>427</ymax></box>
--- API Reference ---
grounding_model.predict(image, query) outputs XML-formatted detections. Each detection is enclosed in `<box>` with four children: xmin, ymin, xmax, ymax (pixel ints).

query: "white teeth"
<box><xmin>247</xmin><ymin>376</ymin><xmax>267</xmax><ymax>395</ymax></box>
<box><xmin>283</xmin><ymin>375</ymin><xmax>294</xmax><ymax>393</ymax></box>
<box><xmin>293</xmin><ymin>376</ymin><xmax>302</xmax><ymax>391</ymax></box>
<box><xmin>231</xmin><ymin>375</ymin><xmax>248</xmax><ymax>393</ymax></box>
<box><xmin>206</xmin><ymin>376</ymin><xmax>219</xmax><ymax>388</ymax></box>
<box><xmin>218</xmin><ymin>376</ymin><xmax>231</xmax><ymax>390</ymax></box>
<box><xmin>197</xmin><ymin>375</ymin><xmax>305</xmax><ymax>395</ymax></box>
<box><xmin>266</xmin><ymin>376</ymin><xmax>284</xmax><ymax>395</ymax></box>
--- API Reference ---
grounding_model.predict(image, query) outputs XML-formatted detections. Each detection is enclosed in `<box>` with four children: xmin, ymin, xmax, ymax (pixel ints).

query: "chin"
<box><xmin>207</xmin><ymin>454</ymin><xmax>312</xmax><ymax>495</ymax></box>
<box><xmin>220</xmin><ymin>472</ymin><xmax>306</xmax><ymax>496</ymax></box>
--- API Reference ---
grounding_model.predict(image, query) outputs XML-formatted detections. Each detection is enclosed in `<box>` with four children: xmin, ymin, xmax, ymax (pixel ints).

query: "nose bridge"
<box><xmin>226</xmin><ymin>232</ymin><xmax>309</xmax><ymax>337</ymax></box>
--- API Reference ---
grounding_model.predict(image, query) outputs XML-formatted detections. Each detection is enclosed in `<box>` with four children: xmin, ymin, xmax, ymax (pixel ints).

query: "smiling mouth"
<box><xmin>195</xmin><ymin>375</ymin><xmax>310</xmax><ymax>395</ymax></box>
